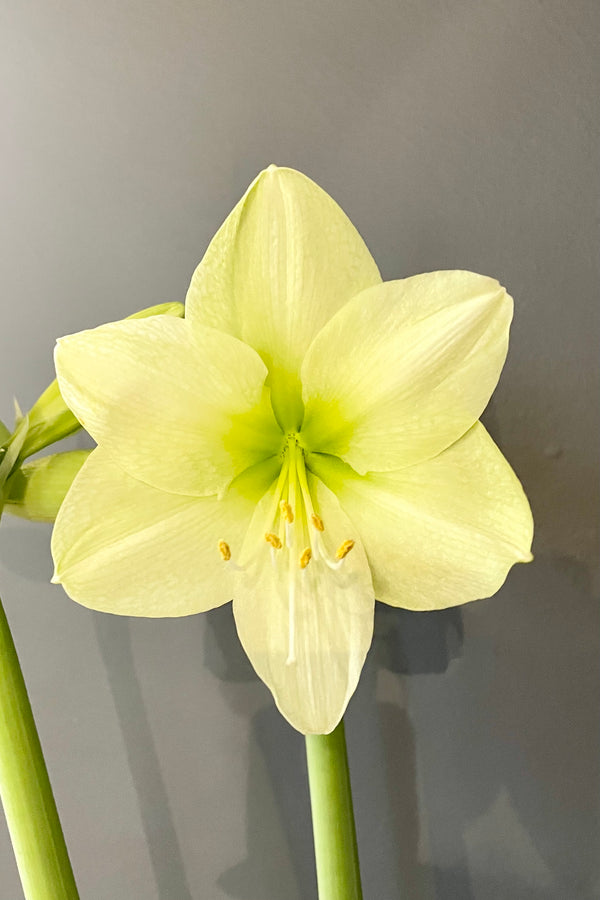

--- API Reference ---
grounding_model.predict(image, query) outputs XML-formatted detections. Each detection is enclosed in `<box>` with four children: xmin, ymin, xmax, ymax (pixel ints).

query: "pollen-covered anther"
<box><xmin>311</xmin><ymin>513</ymin><xmax>325</xmax><ymax>532</ymax></box>
<box><xmin>218</xmin><ymin>539</ymin><xmax>231</xmax><ymax>561</ymax></box>
<box><xmin>335</xmin><ymin>539</ymin><xmax>355</xmax><ymax>561</ymax></box>
<box><xmin>299</xmin><ymin>547</ymin><xmax>312</xmax><ymax>569</ymax></box>
<box><xmin>265</xmin><ymin>532</ymin><xmax>283</xmax><ymax>550</ymax></box>
<box><xmin>279</xmin><ymin>500</ymin><xmax>294</xmax><ymax>523</ymax></box>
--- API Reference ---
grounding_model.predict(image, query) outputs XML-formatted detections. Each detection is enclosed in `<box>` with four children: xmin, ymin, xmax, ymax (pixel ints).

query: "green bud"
<box><xmin>0</xmin><ymin>415</ymin><xmax>30</xmax><ymax>519</ymax></box>
<box><xmin>127</xmin><ymin>301</ymin><xmax>184</xmax><ymax>320</ymax></box>
<box><xmin>21</xmin><ymin>381</ymin><xmax>80</xmax><ymax>459</ymax></box>
<box><xmin>2</xmin><ymin>450</ymin><xmax>90</xmax><ymax>522</ymax></box>
<box><xmin>0</xmin><ymin>414</ymin><xmax>29</xmax><ymax>490</ymax></box>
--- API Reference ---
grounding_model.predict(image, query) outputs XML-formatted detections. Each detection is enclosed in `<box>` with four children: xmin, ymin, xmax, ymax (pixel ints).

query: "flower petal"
<box><xmin>55</xmin><ymin>315</ymin><xmax>276</xmax><ymax>497</ymax></box>
<box><xmin>301</xmin><ymin>271</ymin><xmax>513</xmax><ymax>473</ymax></box>
<box><xmin>308</xmin><ymin>422</ymin><xmax>533</xmax><ymax>610</ymax></box>
<box><xmin>232</xmin><ymin>474</ymin><xmax>374</xmax><ymax>734</ymax></box>
<box><xmin>23</xmin><ymin>304</ymin><xmax>185</xmax><ymax>459</ymax></box>
<box><xmin>51</xmin><ymin>449</ymin><xmax>280</xmax><ymax>616</ymax></box>
<box><xmin>186</xmin><ymin>165</ymin><xmax>381</xmax><ymax>430</ymax></box>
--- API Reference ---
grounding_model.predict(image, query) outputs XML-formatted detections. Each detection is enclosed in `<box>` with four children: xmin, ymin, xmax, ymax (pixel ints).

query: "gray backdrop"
<box><xmin>1</xmin><ymin>2</ymin><xmax>598</xmax><ymax>898</ymax></box>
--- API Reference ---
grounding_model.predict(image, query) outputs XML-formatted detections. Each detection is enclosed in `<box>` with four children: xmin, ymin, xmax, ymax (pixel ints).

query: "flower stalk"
<box><xmin>0</xmin><ymin>595</ymin><xmax>79</xmax><ymax>900</ymax></box>
<box><xmin>305</xmin><ymin>719</ymin><xmax>363</xmax><ymax>900</ymax></box>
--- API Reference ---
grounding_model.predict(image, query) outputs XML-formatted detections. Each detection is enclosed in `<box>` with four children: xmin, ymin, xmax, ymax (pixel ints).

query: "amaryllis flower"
<box><xmin>51</xmin><ymin>166</ymin><xmax>533</xmax><ymax>734</ymax></box>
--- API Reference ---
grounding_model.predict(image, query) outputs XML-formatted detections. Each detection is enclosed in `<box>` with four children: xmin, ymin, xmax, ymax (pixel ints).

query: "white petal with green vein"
<box><xmin>308</xmin><ymin>422</ymin><xmax>533</xmax><ymax>611</ymax></box>
<box><xmin>51</xmin><ymin>449</ymin><xmax>280</xmax><ymax>616</ymax></box>
<box><xmin>55</xmin><ymin>316</ymin><xmax>272</xmax><ymax>497</ymax></box>
<box><xmin>186</xmin><ymin>165</ymin><xmax>381</xmax><ymax>430</ymax></box>
<box><xmin>301</xmin><ymin>271</ymin><xmax>512</xmax><ymax>473</ymax></box>
<box><xmin>233</xmin><ymin>475</ymin><xmax>374</xmax><ymax>735</ymax></box>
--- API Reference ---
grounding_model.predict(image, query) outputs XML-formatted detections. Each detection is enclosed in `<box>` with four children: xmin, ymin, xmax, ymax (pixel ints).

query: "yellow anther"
<box><xmin>265</xmin><ymin>532</ymin><xmax>283</xmax><ymax>550</ymax></box>
<box><xmin>218</xmin><ymin>540</ymin><xmax>231</xmax><ymax>561</ymax></box>
<box><xmin>311</xmin><ymin>513</ymin><xmax>325</xmax><ymax>532</ymax></box>
<box><xmin>280</xmin><ymin>500</ymin><xmax>294</xmax><ymax>523</ymax></box>
<box><xmin>299</xmin><ymin>547</ymin><xmax>312</xmax><ymax>569</ymax></box>
<box><xmin>335</xmin><ymin>539</ymin><xmax>355</xmax><ymax>561</ymax></box>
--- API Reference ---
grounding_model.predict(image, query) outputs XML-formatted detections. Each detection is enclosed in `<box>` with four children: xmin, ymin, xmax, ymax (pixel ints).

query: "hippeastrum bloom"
<box><xmin>51</xmin><ymin>166</ymin><xmax>533</xmax><ymax>734</ymax></box>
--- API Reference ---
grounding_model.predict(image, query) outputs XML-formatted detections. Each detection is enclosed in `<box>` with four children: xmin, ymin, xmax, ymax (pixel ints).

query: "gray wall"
<box><xmin>1</xmin><ymin>1</ymin><xmax>598</xmax><ymax>897</ymax></box>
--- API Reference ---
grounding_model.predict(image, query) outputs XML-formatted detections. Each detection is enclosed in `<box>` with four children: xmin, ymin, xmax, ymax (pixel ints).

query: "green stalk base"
<box><xmin>305</xmin><ymin>719</ymin><xmax>363</xmax><ymax>900</ymax></box>
<box><xmin>0</xmin><ymin>595</ymin><xmax>79</xmax><ymax>900</ymax></box>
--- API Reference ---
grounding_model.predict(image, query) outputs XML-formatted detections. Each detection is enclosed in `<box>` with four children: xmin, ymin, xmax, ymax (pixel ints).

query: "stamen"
<box><xmin>218</xmin><ymin>540</ymin><xmax>231</xmax><ymax>561</ymax></box>
<box><xmin>299</xmin><ymin>547</ymin><xmax>312</xmax><ymax>569</ymax></box>
<box><xmin>296</xmin><ymin>453</ymin><xmax>320</xmax><ymax>529</ymax></box>
<box><xmin>335</xmin><ymin>539</ymin><xmax>355</xmax><ymax>560</ymax></box>
<box><xmin>262</xmin><ymin>453</ymin><xmax>291</xmax><ymax>532</ymax></box>
<box><xmin>265</xmin><ymin>532</ymin><xmax>282</xmax><ymax>550</ymax></box>
<box><xmin>311</xmin><ymin>513</ymin><xmax>325</xmax><ymax>532</ymax></box>
<box><xmin>280</xmin><ymin>500</ymin><xmax>294</xmax><ymax>523</ymax></box>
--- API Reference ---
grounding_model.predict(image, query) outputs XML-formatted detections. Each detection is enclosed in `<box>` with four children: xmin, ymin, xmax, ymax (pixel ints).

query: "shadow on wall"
<box><xmin>94</xmin><ymin>614</ymin><xmax>195</xmax><ymax>900</ymax></box>
<box><xmin>202</xmin><ymin>550</ymin><xmax>599</xmax><ymax>900</ymax></box>
<box><xmin>0</xmin><ymin>519</ymin><xmax>53</xmax><ymax>582</ymax></box>
<box><xmin>404</xmin><ymin>556</ymin><xmax>599</xmax><ymax>900</ymax></box>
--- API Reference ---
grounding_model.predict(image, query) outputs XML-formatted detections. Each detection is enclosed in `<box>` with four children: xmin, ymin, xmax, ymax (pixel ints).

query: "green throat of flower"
<box><xmin>218</xmin><ymin>432</ymin><xmax>355</xmax><ymax>666</ymax></box>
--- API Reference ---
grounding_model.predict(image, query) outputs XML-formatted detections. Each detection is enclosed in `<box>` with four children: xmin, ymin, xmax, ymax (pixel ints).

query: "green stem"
<box><xmin>305</xmin><ymin>719</ymin><xmax>363</xmax><ymax>900</ymax></box>
<box><xmin>0</xmin><ymin>595</ymin><xmax>79</xmax><ymax>900</ymax></box>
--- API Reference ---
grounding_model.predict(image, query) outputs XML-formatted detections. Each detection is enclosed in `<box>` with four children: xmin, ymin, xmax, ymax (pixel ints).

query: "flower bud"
<box><xmin>21</xmin><ymin>381</ymin><xmax>80</xmax><ymax>459</ymax></box>
<box><xmin>0</xmin><ymin>414</ymin><xmax>29</xmax><ymax>490</ymax></box>
<box><xmin>2</xmin><ymin>450</ymin><xmax>90</xmax><ymax>522</ymax></box>
<box><xmin>0</xmin><ymin>415</ymin><xmax>30</xmax><ymax>519</ymax></box>
<box><xmin>127</xmin><ymin>301</ymin><xmax>184</xmax><ymax>320</ymax></box>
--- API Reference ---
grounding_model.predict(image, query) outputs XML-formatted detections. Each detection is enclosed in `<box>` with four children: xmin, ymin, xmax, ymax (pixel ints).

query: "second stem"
<box><xmin>0</xmin><ymin>595</ymin><xmax>79</xmax><ymax>900</ymax></box>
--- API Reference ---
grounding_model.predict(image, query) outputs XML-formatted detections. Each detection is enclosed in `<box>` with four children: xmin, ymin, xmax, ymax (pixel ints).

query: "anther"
<box><xmin>265</xmin><ymin>532</ymin><xmax>283</xmax><ymax>550</ymax></box>
<box><xmin>299</xmin><ymin>547</ymin><xmax>312</xmax><ymax>569</ymax></box>
<box><xmin>311</xmin><ymin>513</ymin><xmax>325</xmax><ymax>532</ymax></box>
<box><xmin>280</xmin><ymin>500</ymin><xmax>294</xmax><ymax>523</ymax></box>
<box><xmin>218</xmin><ymin>540</ymin><xmax>231</xmax><ymax>561</ymax></box>
<box><xmin>335</xmin><ymin>539</ymin><xmax>355</xmax><ymax>560</ymax></box>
